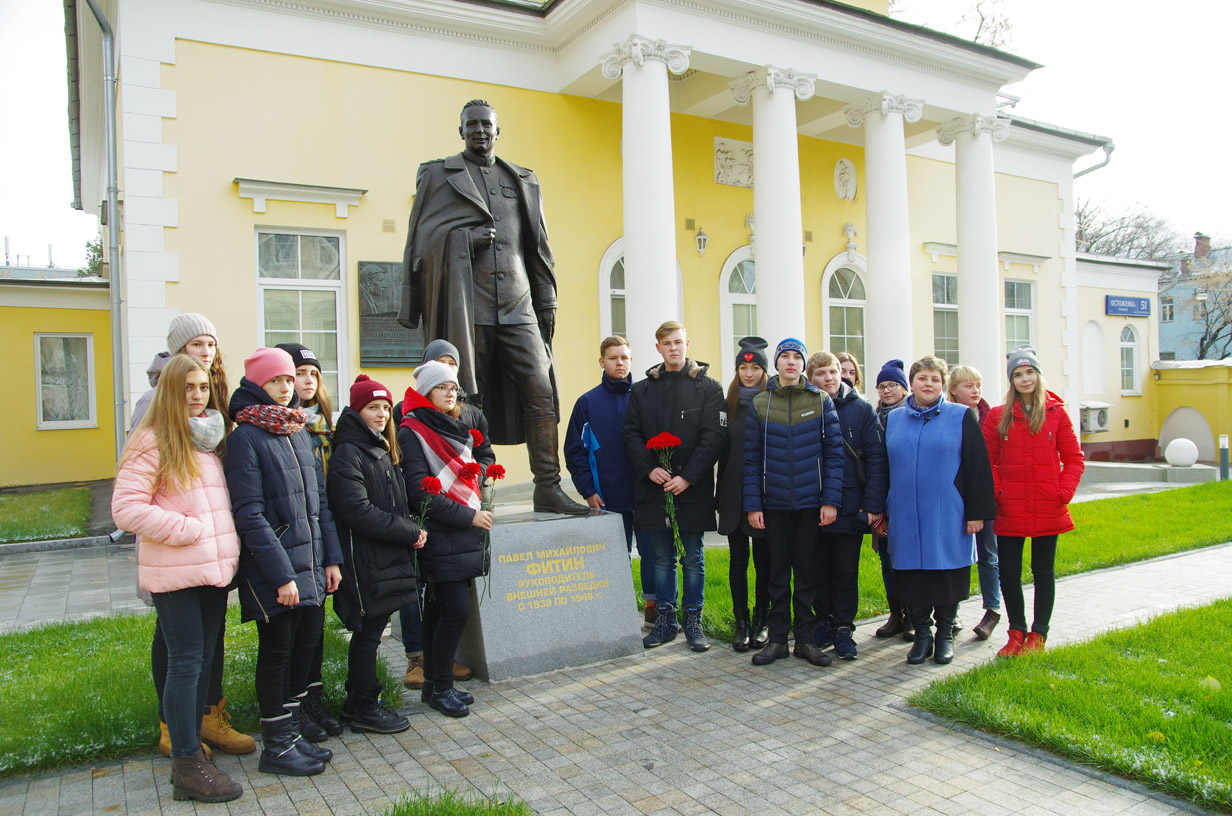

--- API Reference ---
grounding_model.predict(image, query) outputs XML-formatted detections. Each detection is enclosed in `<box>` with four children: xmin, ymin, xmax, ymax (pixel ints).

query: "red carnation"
<box><xmin>646</xmin><ymin>432</ymin><xmax>683</xmax><ymax>451</ymax></box>
<box><xmin>459</xmin><ymin>462</ymin><xmax>482</xmax><ymax>484</ymax></box>
<box><xmin>469</xmin><ymin>429</ymin><xmax>484</xmax><ymax>446</ymax></box>
<box><xmin>486</xmin><ymin>464</ymin><xmax>506</xmax><ymax>481</ymax></box>
<box><xmin>420</xmin><ymin>476</ymin><xmax>442</xmax><ymax>495</ymax></box>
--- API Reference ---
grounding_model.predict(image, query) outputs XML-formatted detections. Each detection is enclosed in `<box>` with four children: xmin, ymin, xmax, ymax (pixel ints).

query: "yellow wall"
<box><xmin>1154</xmin><ymin>366</ymin><xmax>1232</xmax><ymax>456</ymax></box>
<box><xmin>1</xmin><ymin>304</ymin><xmax>115</xmax><ymax>486</ymax></box>
<box><xmin>1076</xmin><ymin>286</ymin><xmax>1156</xmax><ymax>443</ymax></box>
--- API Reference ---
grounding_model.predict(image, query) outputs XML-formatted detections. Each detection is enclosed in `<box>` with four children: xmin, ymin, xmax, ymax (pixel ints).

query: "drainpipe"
<box><xmin>1074</xmin><ymin>141</ymin><xmax>1114</xmax><ymax>178</ymax></box>
<box><xmin>82</xmin><ymin>0</ymin><xmax>126</xmax><ymax>463</ymax></box>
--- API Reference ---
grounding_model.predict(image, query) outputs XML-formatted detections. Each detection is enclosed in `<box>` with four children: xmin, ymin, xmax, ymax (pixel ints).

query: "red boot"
<box><xmin>1021</xmin><ymin>632</ymin><xmax>1046</xmax><ymax>654</ymax></box>
<box><xmin>996</xmin><ymin>629</ymin><xmax>1025</xmax><ymax>658</ymax></box>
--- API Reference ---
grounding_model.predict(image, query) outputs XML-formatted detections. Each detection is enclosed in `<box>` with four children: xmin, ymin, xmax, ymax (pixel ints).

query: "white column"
<box><xmin>600</xmin><ymin>36</ymin><xmax>690</xmax><ymax>376</ymax></box>
<box><xmin>730</xmin><ymin>66</ymin><xmax>816</xmax><ymax>344</ymax></box>
<box><xmin>844</xmin><ymin>92</ymin><xmax>922</xmax><ymax>377</ymax></box>
<box><xmin>938</xmin><ymin>114</ymin><xmax>1010</xmax><ymax>389</ymax></box>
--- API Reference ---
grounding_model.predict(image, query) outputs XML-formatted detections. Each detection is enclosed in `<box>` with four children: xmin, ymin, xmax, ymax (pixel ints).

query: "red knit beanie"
<box><xmin>349</xmin><ymin>374</ymin><xmax>393</xmax><ymax>412</ymax></box>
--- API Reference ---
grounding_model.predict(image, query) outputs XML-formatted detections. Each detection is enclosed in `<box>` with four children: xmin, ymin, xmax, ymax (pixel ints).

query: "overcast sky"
<box><xmin>1</xmin><ymin>0</ymin><xmax>1226</xmax><ymax>268</ymax></box>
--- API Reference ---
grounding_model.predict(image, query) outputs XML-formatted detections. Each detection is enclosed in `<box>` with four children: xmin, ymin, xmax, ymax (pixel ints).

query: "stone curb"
<box><xmin>0</xmin><ymin>534</ymin><xmax>117</xmax><ymax>556</ymax></box>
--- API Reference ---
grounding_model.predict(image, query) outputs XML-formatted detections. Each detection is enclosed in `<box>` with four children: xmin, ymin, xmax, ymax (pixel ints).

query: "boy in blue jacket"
<box><xmin>564</xmin><ymin>336</ymin><xmax>657</xmax><ymax>621</ymax></box>
<box><xmin>743</xmin><ymin>338</ymin><xmax>843</xmax><ymax>668</ymax></box>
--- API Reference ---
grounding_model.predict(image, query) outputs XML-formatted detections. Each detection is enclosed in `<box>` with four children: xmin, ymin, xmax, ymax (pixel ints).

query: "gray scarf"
<box><xmin>189</xmin><ymin>409</ymin><xmax>225</xmax><ymax>452</ymax></box>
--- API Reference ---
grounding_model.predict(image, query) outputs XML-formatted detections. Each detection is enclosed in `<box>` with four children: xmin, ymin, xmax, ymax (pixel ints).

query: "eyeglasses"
<box><xmin>876</xmin><ymin>384</ymin><xmax>902</xmax><ymax>392</ymax></box>
<box><xmin>433</xmin><ymin>384</ymin><xmax>460</xmax><ymax>395</ymax></box>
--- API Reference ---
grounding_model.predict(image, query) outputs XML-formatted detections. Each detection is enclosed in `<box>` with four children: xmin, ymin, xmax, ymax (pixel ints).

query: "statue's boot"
<box><xmin>526</xmin><ymin>416</ymin><xmax>590</xmax><ymax>515</ymax></box>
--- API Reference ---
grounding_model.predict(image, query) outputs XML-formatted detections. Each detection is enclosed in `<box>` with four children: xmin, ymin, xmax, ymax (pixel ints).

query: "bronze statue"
<box><xmin>398</xmin><ymin>99</ymin><xmax>587</xmax><ymax>515</ymax></box>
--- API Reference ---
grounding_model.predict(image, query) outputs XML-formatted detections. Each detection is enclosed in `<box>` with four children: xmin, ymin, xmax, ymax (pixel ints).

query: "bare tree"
<box><xmin>959</xmin><ymin>0</ymin><xmax>1012</xmax><ymax>48</ymax></box>
<box><xmin>888</xmin><ymin>0</ymin><xmax>1012</xmax><ymax>49</ymax></box>
<box><xmin>1180</xmin><ymin>257</ymin><xmax>1232</xmax><ymax>359</ymax></box>
<box><xmin>1074</xmin><ymin>198</ymin><xmax>1186</xmax><ymax>261</ymax></box>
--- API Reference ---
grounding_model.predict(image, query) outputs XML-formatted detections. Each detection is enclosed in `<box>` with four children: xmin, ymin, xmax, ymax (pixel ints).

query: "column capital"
<box><xmin>600</xmin><ymin>35</ymin><xmax>691</xmax><ymax>80</ymax></box>
<box><xmin>729</xmin><ymin>65</ymin><xmax>817</xmax><ymax>106</ymax></box>
<box><xmin>843</xmin><ymin>91</ymin><xmax>923</xmax><ymax>127</ymax></box>
<box><xmin>936</xmin><ymin>113</ymin><xmax>1011</xmax><ymax>146</ymax></box>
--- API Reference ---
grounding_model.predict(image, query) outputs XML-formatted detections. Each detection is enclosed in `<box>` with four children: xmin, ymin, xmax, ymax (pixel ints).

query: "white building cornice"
<box><xmin>234</xmin><ymin>178</ymin><xmax>366</xmax><ymax>218</ymax></box>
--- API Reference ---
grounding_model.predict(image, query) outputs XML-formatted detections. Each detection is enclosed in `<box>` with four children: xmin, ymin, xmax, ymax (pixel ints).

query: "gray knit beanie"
<box><xmin>413</xmin><ymin>360</ymin><xmax>458</xmax><ymax>396</ymax></box>
<box><xmin>167</xmin><ymin>313</ymin><xmax>218</xmax><ymax>354</ymax></box>
<box><xmin>1006</xmin><ymin>345</ymin><xmax>1042</xmax><ymax>381</ymax></box>
<box><xmin>422</xmin><ymin>339</ymin><xmax>461</xmax><ymax>366</ymax></box>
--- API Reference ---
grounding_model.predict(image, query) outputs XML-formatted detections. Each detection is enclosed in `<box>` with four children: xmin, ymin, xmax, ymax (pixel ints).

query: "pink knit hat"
<box><xmin>243</xmin><ymin>347</ymin><xmax>295</xmax><ymax>387</ymax></box>
<box><xmin>349</xmin><ymin>374</ymin><xmax>393</xmax><ymax>412</ymax></box>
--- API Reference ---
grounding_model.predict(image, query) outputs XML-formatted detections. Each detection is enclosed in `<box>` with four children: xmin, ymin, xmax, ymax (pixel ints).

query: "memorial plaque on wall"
<box><xmin>358</xmin><ymin>261</ymin><xmax>422</xmax><ymax>366</ymax></box>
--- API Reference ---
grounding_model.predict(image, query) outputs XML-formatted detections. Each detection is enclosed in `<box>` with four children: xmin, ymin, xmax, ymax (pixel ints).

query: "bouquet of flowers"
<box><xmin>646</xmin><ymin>432</ymin><xmax>684</xmax><ymax>558</ymax></box>
<box><xmin>416</xmin><ymin>476</ymin><xmax>441</xmax><ymax>529</ymax></box>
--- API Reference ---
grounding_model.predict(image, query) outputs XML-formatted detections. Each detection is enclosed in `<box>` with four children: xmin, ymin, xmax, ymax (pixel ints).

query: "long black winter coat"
<box><xmin>716</xmin><ymin>393</ymin><xmax>765</xmax><ymax>538</ymax></box>
<box><xmin>224</xmin><ymin>379</ymin><xmax>342</xmax><ymax>623</ymax></box>
<box><xmin>826</xmin><ymin>382</ymin><xmax>889</xmax><ymax>535</ymax></box>
<box><xmin>326</xmin><ymin>408</ymin><xmax>421</xmax><ymax>632</ymax></box>
<box><xmin>398</xmin><ymin>393</ymin><xmax>496</xmax><ymax>584</ymax></box>
<box><xmin>623</xmin><ymin>359</ymin><xmax>725</xmax><ymax>532</ymax></box>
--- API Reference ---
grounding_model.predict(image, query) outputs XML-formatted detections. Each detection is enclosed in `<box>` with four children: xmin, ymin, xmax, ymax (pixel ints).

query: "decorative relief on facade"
<box><xmin>715</xmin><ymin>137</ymin><xmax>755</xmax><ymax>188</ymax></box>
<box><xmin>599</xmin><ymin>35</ymin><xmax>691</xmax><ymax>79</ymax></box>
<box><xmin>843</xmin><ymin>91</ymin><xmax>924</xmax><ymax>127</ymax></box>
<box><xmin>729</xmin><ymin>65</ymin><xmax>817</xmax><ymax>105</ymax></box>
<box><xmin>935</xmin><ymin>114</ymin><xmax>1011</xmax><ymax>145</ymax></box>
<box><xmin>835</xmin><ymin>159</ymin><xmax>857</xmax><ymax>200</ymax></box>
<box><xmin>843</xmin><ymin>223</ymin><xmax>859</xmax><ymax>261</ymax></box>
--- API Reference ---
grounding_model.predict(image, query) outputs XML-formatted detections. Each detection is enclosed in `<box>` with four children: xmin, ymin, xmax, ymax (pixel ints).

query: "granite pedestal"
<box><xmin>456</xmin><ymin>508</ymin><xmax>642</xmax><ymax>682</ymax></box>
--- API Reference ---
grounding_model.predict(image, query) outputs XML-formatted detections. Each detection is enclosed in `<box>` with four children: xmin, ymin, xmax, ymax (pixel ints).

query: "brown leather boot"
<box><xmin>403</xmin><ymin>654</ymin><xmax>425</xmax><ymax>689</ymax></box>
<box><xmin>201</xmin><ymin>697</ymin><xmax>256</xmax><ymax>755</ymax></box>
<box><xmin>525</xmin><ymin>416</ymin><xmax>589</xmax><ymax>514</ymax></box>
<box><xmin>875</xmin><ymin>598</ymin><xmax>906</xmax><ymax>638</ymax></box>
<box><xmin>170</xmin><ymin>748</ymin><xmax>243</xmax><ymax>802</ymax></box>
<box><xmin>972</xmin><ymin>609</ymin><xmax>1001</xmax><ymax>640</ymax></box>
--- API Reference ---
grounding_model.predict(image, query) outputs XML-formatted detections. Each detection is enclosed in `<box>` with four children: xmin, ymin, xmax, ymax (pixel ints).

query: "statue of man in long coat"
<box><xmin>398</xmin><ymin>99</ymin><xmax>587</xmax><ymax>515</ymax></box>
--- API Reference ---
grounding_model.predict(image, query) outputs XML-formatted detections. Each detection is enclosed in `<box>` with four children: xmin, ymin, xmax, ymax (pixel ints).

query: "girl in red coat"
<box><xmin>982</xmin><ymin>346</ymin><xmax>1085</xmax><ymax>656</ymax></box>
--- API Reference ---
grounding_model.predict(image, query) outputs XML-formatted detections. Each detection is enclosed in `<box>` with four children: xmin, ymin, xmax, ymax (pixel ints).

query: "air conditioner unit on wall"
<box><xmin>1080</xmin><ymin>401</ymin><xmax>1112</xmax><ymax>434</ymax></box>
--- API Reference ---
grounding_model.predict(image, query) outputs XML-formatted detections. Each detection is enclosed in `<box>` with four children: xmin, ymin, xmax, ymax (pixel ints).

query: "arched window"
<box><xmin>718</xmin><ymin>246</ymin><xmax>756</xmax><ymax>383</ymax></box>
<box><xmin>1082</xmin><ymin>321</ymin><xmax>1105</xmax><ymax>394</ymax></box>
<box><xmin>1120</xmin><ymin>325</ymin><xmax>1139</xmax><ymax>394</ymax></box>
<box><xmin>598</xmin><ymin>238</ymin><xmax>683</xmax><ymax>342</ymax></box>
<box><xmin>827</xmin><ymin>267</ymin><xmax>866</xmax><ymax>362</ymax></box>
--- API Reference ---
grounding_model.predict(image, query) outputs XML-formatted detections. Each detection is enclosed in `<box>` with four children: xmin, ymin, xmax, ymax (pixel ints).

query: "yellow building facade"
<box><xmin>65</xmin><ymin>0</ymin><xmax>1136</xmax><ymax>484</ymax></box>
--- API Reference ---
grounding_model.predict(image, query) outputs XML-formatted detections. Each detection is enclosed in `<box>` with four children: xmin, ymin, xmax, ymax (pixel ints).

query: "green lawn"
<box><xmin>634</xmin><ymin>481</ymin><xmax>1232</xmax><ymax>641</ymax></box>
<box><xmin>911</xmin><ymin>598</ymin><xmax>1232</xmax><ymax>812</ymax></box>
<box><xmin>0</xmin><ymin>487</ymin><xmax>91</xmax><ymax>543</ymax></box>
<box><xmin>0</xmin><ymin>598</ymin><xmax>400</xmax><ymax>775</ymax></box>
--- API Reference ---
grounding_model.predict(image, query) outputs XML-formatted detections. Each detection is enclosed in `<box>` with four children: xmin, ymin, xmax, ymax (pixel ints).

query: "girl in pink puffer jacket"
<box><xmin>111</xmin><ymin>354</ymin><xmax>243</xmax><ymax>804</ymax></box>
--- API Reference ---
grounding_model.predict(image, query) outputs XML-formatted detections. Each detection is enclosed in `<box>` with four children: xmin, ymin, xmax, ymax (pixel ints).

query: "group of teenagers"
<box><xmin>562</xmin><ymin>321</ymin><xmax>1085</xmax><ymax>673</ymax></box>
<box><xmin>111</xmin><ymin>313</ymin><xmax>498</xmax><ymax>804</ymax></box>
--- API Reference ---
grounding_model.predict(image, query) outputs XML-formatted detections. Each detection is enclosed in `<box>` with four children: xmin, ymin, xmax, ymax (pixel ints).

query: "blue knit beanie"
<box><xmin>876</xmin><ymin>359</ymin><xmax>909</xmax><ymax>389</ymax></box>
<box><xmin>774</xmin><ymin>338</ymin><xmax>807</xmax><ymax>368</ymax></box>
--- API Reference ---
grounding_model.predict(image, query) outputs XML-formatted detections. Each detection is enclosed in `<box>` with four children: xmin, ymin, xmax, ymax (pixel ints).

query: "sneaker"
<box><xmin>814</xmin><ymin>618</ymin><xmax>835</xmax><ymax>650</ymax></box>
<box><xmin>833</xmin><ymin>627</ymin><xmax>857</xmax><ymax>660</ymax></box>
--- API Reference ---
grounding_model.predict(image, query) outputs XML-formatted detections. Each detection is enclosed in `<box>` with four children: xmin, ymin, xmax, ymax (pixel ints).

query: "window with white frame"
<box><xmin>608</xmin><ymin>258</ymin><xmax>627</xmax><ymax>338</ymax></box>
<box><xmin>1004</xmin><ymin>280</ymin><xmax>1033</xmax><ymax>352</ymax></box>
<box><xmin>258</xmin><ymin>231</ymin><xmax>344</xmax><ymax>400</ymax></box>
<box><xmin>1120</xmin><ymin>325</ymin><xmax>1139</xmax><ymax>393</ymax></box>
<box><xmin>598</xmin><ymin>238</ymin><xmax>684</xmax><ymax>343</ymax></box>
<box><xmin>827</xmin><ymin>267</ymin><xmax>866</xmax><ymax>362</ymax></box>
<box><xmin>932</xmin><ymin>274</ymin><xmax>959</xmax><ymax>365</ymax></box>
<box><xmin>1160</xmin><ymin>295</ymin><xmax>1174</xmax><ymax>323</ymax></box>
<box><xmin>35</xmin><ymin>333</ymin><xmax>96</xmax><ymax>429</ymax></box>
<box><xmin>726</xmin><ymin>259</ymin><xmax>757</xmax><ymax>358</ymax></box>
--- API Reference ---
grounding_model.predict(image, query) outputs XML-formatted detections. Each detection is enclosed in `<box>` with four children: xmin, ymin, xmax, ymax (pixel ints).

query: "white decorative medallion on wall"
<box><xmin>835</xmin><ymin>159</ymin><xmax>857</xmax><ymax>201</ymax></box>
<box><xmin>714</xmin><ymin>137</ymin><xmax>754</xmax><ymax>188</ymax></box>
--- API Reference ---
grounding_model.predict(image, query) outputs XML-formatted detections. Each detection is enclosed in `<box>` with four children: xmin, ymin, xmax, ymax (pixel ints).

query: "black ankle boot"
<box><xmin>257</xmin><ymin>714</ymin><xmax>325</xmax><ymax>777</ymax></box>
<box><xmin>906</xmin><ymin>607</ymin><xmax>934</xmax><ymax>665</ymax></box>
<box><xmin>283</xmin><ymin>702</ymin><xmax>331</xmax><ymax>763</ymax></box>
<box><xmin>933</xmin><ymin>604</ymin><xmax>957</xmax><ymax>664</ymax></box>
<box><xmin>348</xmin><ymin>690</ymin><xmax>410</xmax><ymax>734</ymax></box>
<box><xmin>643</xmin><ymin>603</ymin><xmax>678</xmax><ymax>648</ymax></box>
<box><xmin>732</xmin><ymin>608</ymin><xmax>751</xmax><ymax>652</ymax></box>
<box><xmin>749</xmin><ymin>606</ymin><xmax>770</xmax><ymax>649</ymax></box>
<box><xmin>902</xmin><ymin>603</ymin><xmax>917</xmax><ymax>642</ymax></box>
<box><xmin>876</xmin><ymin>598</ymin><xmax>905</xmax><ymax>638</ymax></box>
<box><xmin>421</xmin><ymin>681</ymin><xmax>474</xmax><ymax>705</ymax></box>
<box><xmin>290</xmin><ymin>695</ymin><xmax>328</xmax><ymax>743</ymax></box>
<box><xmin>682</xmin><ymin>605</ymin><xmax>710</xmax><ymax>652</ymax></box>
<box><xmin>304</xmin><ymin>683</ymin><xmax>344</xmax><ymax>737</ymax></box>
<box><xmin>429</xmin><ymin>688</ymin><xmax>469</xmax><ymax>718</ymax></box>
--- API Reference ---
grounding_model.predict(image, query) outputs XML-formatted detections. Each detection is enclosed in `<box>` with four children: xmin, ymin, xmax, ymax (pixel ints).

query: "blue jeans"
<box><xmin>621</xmin><ymin>512</ymin><xmax>657</xmax><ymax>602</ymax></box>
<box><xmin>151</xmin><ymin>585</ymin><xmax>228</xmax><ymax>757</ymax></box>
<box><xmin>975</xmin><ymin>522</ymin><xmax>1001</xmax><ymax>611</ymax></box>
<box><xmin>650</xmin><ymin>529</ymin><xmax>704</xmax><ymax>610</ymax></box>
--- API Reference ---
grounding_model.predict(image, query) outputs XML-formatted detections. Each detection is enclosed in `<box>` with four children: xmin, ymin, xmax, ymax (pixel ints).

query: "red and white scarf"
<box><xmin>235</xmin><ymin>404</ymin><xmax>307</xmax><ymax>436</ymax></box>
<box><xmin>400</xmin><ymin>394</ymin><xmax>481</xmax><ymax>510</ymax></box>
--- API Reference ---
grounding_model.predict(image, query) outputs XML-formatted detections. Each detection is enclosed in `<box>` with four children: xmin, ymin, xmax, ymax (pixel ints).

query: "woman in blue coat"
<box><xmin>224</xmin><ymin>348</ymin><xmax>342</xmax><ymax>776</ymax></box>
<box><xmin>882</xmin><ymin>356</ymin><xmax>994</xmax><ymax>666</ymax></box>
<box><xmin>807</xmin><ymin>351</ymin><xmax>888</xmax><ymax>661</ymax></box>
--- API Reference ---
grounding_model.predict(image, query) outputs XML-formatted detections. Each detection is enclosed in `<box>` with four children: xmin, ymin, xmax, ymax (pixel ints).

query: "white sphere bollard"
<box><xmin>1164</xmin><ymin>438</ymin><xmax>1199</xmax><ymax>467</ymax></box>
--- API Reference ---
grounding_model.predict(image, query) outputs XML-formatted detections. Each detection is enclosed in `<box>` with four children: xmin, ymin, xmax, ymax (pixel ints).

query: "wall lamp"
<box><xmin>695</xmin><ymin>228</ymin><xmax>709</xmax><ymax>257</ymax></box>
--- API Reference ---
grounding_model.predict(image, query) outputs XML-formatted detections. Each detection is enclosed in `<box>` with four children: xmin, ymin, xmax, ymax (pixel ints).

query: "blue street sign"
<box><xmin>1105</xmin><ymin>295</ymin><xmax>1150</xmax><ymax>317</ymax></box>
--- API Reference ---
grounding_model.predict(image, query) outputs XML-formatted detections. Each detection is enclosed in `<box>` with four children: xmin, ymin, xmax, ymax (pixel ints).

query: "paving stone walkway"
<box><xmin>1</xmin><ymin>541</ymin><xmax>1229</xmax><ymax>816</ymax></box>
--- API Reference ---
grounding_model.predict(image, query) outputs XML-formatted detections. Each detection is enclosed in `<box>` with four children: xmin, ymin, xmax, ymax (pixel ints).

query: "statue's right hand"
<box><xmin>469</xmin><ymin>226</ymin><xmax>496</xmax><ymax>253</ymax></box>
